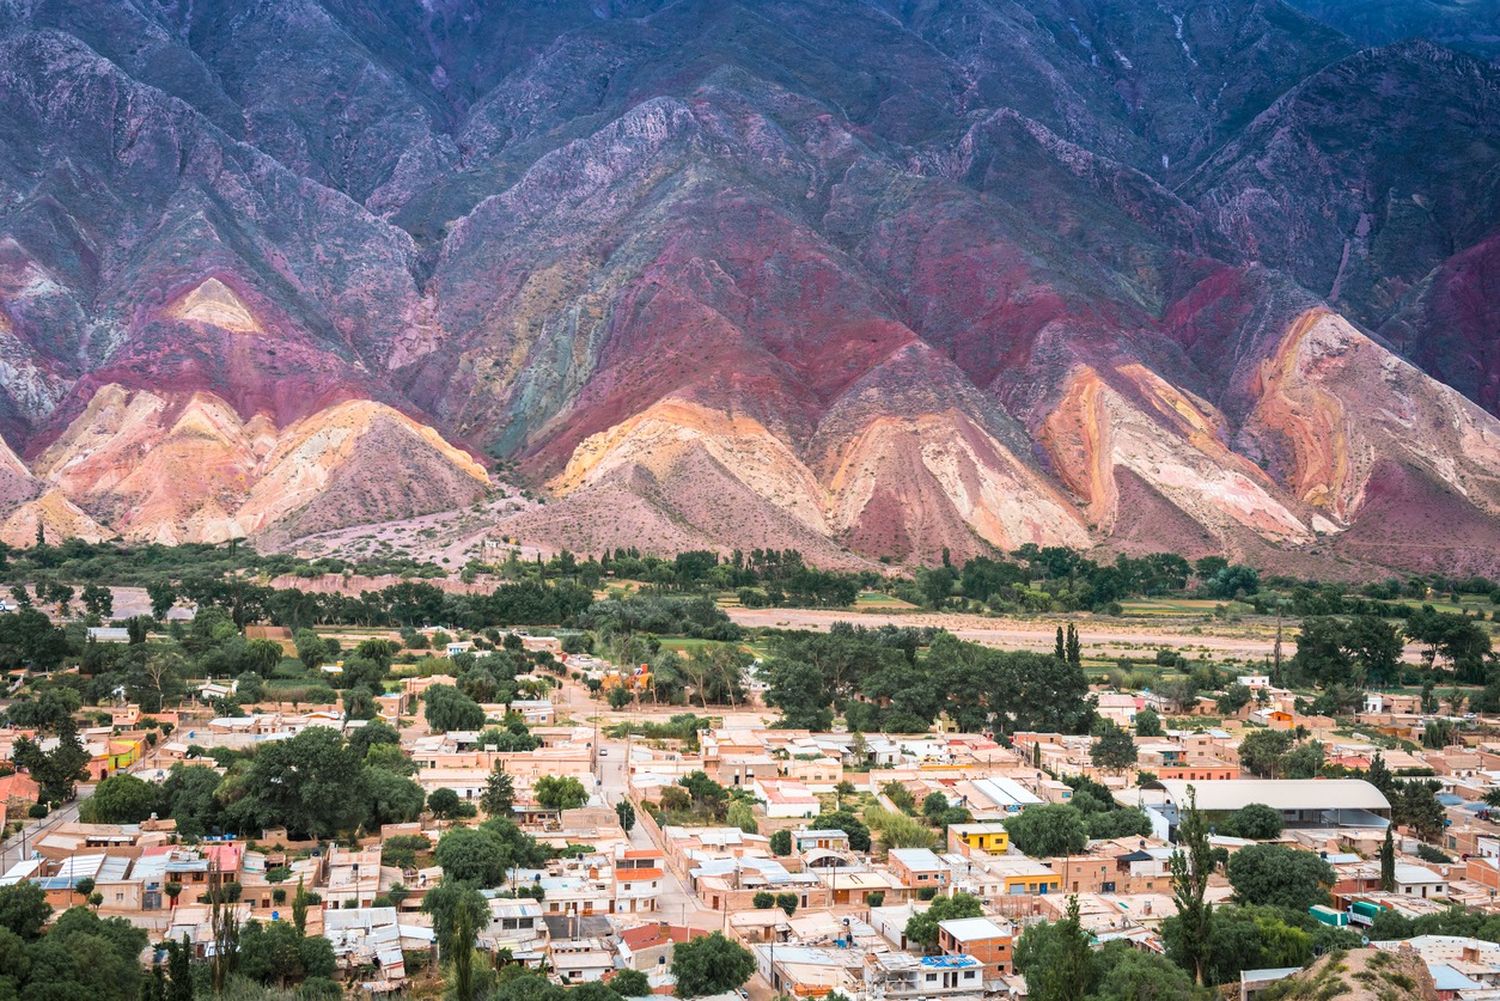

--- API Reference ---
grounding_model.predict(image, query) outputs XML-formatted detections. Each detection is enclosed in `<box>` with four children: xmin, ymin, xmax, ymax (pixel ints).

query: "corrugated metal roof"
<box><xmin>1152</xmin><ymin>779</ymin><xmax>1389</xmax><ymax>812</ymax></box>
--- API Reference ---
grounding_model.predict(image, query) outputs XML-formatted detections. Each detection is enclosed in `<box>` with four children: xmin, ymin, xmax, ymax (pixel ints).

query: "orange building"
<box><xmin>937</xmin><ymin>916</ymin><xmax>1015</xmax><ymax>974</ymax></box>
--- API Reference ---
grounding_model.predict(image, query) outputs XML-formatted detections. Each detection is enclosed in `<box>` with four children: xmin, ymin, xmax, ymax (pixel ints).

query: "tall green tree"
<box><xmin>421</xmin><ymin>881</ymin><xmax>490</xmax><ymax>1001</ymax></box>
<box><xmin>481</xmin><ymin>767</ymin><xmax>516</xmax><ymax>817</ymax></box>
<box><xmin>1015</xmin><ymin>895</ymin><xmax>1096</xmax><ymax>1001</ymax></box>
<box><xmin>1171</xmin><ymin>787</ymin><xmax>1214</xmax><ymax>985</ymax></box>
<box><xmin>1091</xmin><ymin>720</ymin><xmax>1138</xmax><ymax>772</ymax></box>
<box><xmin>1379</xmin><ymin>825</ymin><xmax>1396</xmax><ymax>892</ymax></box>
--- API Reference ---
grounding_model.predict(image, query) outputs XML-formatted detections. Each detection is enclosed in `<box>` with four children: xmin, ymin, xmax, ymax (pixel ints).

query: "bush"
<box><xmin>1220</xmin><ymin>803</ymin><xmax>1283</xmax><ymax>841</ymax></box>
<box><xmin>1416</xmin><ymin>844</ymin><xmax>1453</xmax><ymax>864</ymax></box>
<box><xmin>27</xmin><ymin>803</ymin><xmax>48</xmax><ymax>819</ymax></box>
<box><xmin>752</xmin><ymin>891</ymin><xmax>775</xmax><ymax>909</ymax></box>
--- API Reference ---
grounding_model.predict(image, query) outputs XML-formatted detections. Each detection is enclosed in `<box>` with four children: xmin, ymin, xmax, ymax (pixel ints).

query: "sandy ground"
<box><xmin>727</xmin><ymin>606</ymin><xmax>1427</xmax><ymax>664</ymax></box>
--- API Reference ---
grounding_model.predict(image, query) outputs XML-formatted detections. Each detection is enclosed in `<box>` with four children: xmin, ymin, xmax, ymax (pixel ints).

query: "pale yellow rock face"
<box><xmin>1040</xmin><ymin>364</ymin><xmax>1311</xmax><ymax>542</ymax></box>
<box><xmin>236</xmin><ymin>399</ymin><xmax>492</xmax><ymax>533</ymax></box>
<box><xmin>1245</xmin><ymin>307</ymin><xmax>1500</xmax><ymax>524</ymax></box>
<box><xmin>167</xmin><ymin>278</ymin><xmax>263</xmax><ymax>333</ymax></box>
<box><xmin>0</xmin><ymin>489</ymin><xmax>108</xmax><ymax>548</ymax></box>
<box><xmin>551</xmin><ymin>396</ymin><xmax>1090</xmax><ymax>554</ymax></box>
<box><xmin>552</xmin><ymin>399</ymin><xmax>829</xmax><ymax>533</ymax></box>
<box><xmin>23</xmin><ymin>385</ymin><xmax>489</xmax><ymax>544</ymax></box>
<box><xmin>823</xmin><ymin>409</ymin><xmax>1091</xmax><ymax>551</ymax></box>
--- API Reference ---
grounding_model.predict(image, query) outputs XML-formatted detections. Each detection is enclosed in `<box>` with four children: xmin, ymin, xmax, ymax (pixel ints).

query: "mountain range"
<box><xmin>1</xmin><ymin>0</ymin><xmax>1498</xmax><ymax>575</ymax></box>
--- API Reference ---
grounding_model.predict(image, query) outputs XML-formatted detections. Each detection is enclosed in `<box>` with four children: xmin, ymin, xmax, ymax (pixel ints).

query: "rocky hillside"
<box><xmin>0</xmin><ymin>1</ymin><xmax>1497</xmax><ymax>570</ymax></box>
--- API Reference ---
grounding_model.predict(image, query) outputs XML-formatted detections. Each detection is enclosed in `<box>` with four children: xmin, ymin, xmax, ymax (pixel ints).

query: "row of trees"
<box><xmin>83</xmin><ymin>723</ymin><xmax>435</xmax><ymax>840</ymax></box>
<box><xmin>912</xmin><ymin>550</ymin><xmax>1261</xmax><ymax>613</ymax></box>
<box><xmin>763</xmin><ymin>624</ymin><xmax>1095</xmax><ymax>735</ymax></box>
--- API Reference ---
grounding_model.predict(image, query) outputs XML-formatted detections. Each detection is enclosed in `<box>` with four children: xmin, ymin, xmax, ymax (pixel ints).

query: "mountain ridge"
<box><xmin>0</xmin><ymin>1</ymin><xmax>1497</xmax><ymax>571</ymax></box>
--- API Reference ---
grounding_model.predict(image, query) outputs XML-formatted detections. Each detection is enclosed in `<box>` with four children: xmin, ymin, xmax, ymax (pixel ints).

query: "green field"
<box><xmin>855</xmin><ymin>591</ymin><xmax>918</xmax><ymax>609</ymax></box>
<box><xmin>1117</xmin><ymin>598</ymin><xmax>1236</xmax><ymax>617</ymax></box>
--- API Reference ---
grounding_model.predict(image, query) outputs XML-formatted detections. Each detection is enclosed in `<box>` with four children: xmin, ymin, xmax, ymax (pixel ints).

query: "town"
<box><xmin>1</xmin><ymin>544</ymin><xmax>1498</xmax><ymax>1001</ymax></box>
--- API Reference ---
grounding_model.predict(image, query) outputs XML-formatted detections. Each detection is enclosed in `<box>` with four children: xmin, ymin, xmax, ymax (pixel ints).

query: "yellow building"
<box><xmin>948</xmin><ymin>822</ymin><xmax>1011</xmax><ymax>855</ymax></box>
<box><xmin>91</xmin><ymin>736</ymin><xmax>144</xmax><ymax>779</ymax></box>
<box><xmin>987</xmin><ymin>856</ymin><xmax>1063</xmax><ymax>895</ymax></box>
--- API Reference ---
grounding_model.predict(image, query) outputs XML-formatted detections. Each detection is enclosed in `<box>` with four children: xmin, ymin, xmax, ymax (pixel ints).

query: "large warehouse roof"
<box><xmin>1150</xmin><ymin>779</ymin><xmax>1390</xmax><ymax>812</ymax></box>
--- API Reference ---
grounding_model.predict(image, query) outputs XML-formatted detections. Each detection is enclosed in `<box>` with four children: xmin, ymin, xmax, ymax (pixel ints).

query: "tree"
<box><xmin>79</xmin><ymin>773</ymin><xmax>158</xmax><ymax>824</ymax></box>
<box><xmin>1395</xmin><ymin>779</ymin><xmax>1446</xmax><ymax>843</ymax></box>
<box><xmin>1379</xmin><ymin>825</ymin><xmax>1396</xmax><ymax>892</ymax></box>
<box><xmin>752</xmin><ymin>891</ymin><xmax>775</xmax><ymax>910</ymax></box>
<box><xmin>1015</xmin><ymin>895</ymin><xmax>1096</xmax><ymax>1001</ymax></box>
<box><xmin>1004</xmin><ymin>804</ymin><xmax>1086</xmax><ymax>857</ymax></box>
<box><xmin>342</xmin><ymin>685</ymin><xmax>378</xmax><ymax>721</ymax></box>
<box><xmin>80</xmin><ymin>583</ymin><xmax>113</xmax><ymax>619</ymax></box>
<box><xmin>989</xmin><ymin>649</ymin><xmax>1096</xmax><ymax>735</ymax></box>
<box><xmin>427</xmin><ymin>787</ymin><xmax>464</xmax><ymax>820</ymax></box>
<box><xmin>1281</xmin><ymin>740</ymin><xmax>1324</xmax><ymax>779</ymax></box>
<box><xmin>293</xmin><ymin>629</ymin><xmax>327</xmax><ymax>672</ymax></box>
<box><xmin>423</xmin><ymin>684</ymin><xmax>486</xmax><ymax>732</ymax></box>
<box><xmin>0</xmin><ymin>881</ymin><xmax>51</xmax><ymax>939</ymax></box>
<box><xmin>764</xmin><ymin>658</ymin><xmax>833</xmax><ymax>730</ymax></box>
<box><xmin>614</xmin><ymin>800</ymin><xmax>636</xmax><ymax>833</ymax></box>
<box><xmin>481</xmin><ymin>767</ymin><xmax>516</xmax><ymax>817</ymax></box>
<box><xmin>903</xmin><ymin>892</ymin><xmax>983</xmax><ymax>950</ymax></box>
<box><xmin>1216</xmin><ymin>684</ymin><xmax>1252</xmax><ymax>715</ymax></box>
<box><xmin>1367</xmin><ymin>751</ymin><xmax>1394</xmax><ymax>796</ymax></box>
<box><xmin>775</xmin><ymin>892</ymin><xmax>798</xmax><ymax>915</ymax></box>
<box><xmin>1219</xmin><ymin>804</ymin><xmax>1282</xmax><ymax>841</ymax></box>
<box><xmin>291</xmin><ymin>878</ymin><xmax>310</xmax><ymax>935</ymax></box>
<box><xmin>769</xmin><ymin>829</ymin><xmax>791</xmax><ymax>856</ymax></box>
<box><xmin>812</xmin><ymin>809</ymin><xmax>871</xmax><ymax>852</ymax></box>
<box><xmin>436</xmin><ymin>827</ymin><xmax>507</xmax><ymax>886</ymax></box>
<box><xmin>610</xmin><ymin>969</ymin><xmax>651</xmax><ymax>997</ymax></box>
<box><xmin>1134</xmin><ymin>707</ymin><xmax>1162</xmax><ymax>737</ymax></box>
<box><xmin>1091</xmin><ymin>941</ymin><xmax>1206</xmax><ymax>1001</ymax></box>
<box><xmin>237</xmin><ymin>920</ymin><xmax>333</xmax><ymax>988</ymax></box>
<box><xmin>362</xmin><ymin>767</ymin><xmax>426</xmax><ymax>830</ymax></box>
<box><xmin>726</xmin><ymin>800</ymin><xmax>758</xmax><ymax>834</ymax></box>
<box><xmin>535</xmin><ymin>775</ymin><xmax>588</xmax><ymax>812</ymax></box>
<box><xmin>11</xmin><ymin>905</ymin><xmax>147</xmax><ymax>1001</ymax></box>
<box><xmin>1091</xmin><ymin>721</ymin><xmax>1138</xmax><ymax>772</ymax></box>
<box><xmin>422</xmin><ymin>880</ymin><xmax>489</xmax><ymax>1001</ymax></box>
<box><xmin>671</xmin><ymin>932</ymin><xmax>755</xmax><ymax>998</ymax></box>
<box><xmin>1235</xmin><ymin>730</ymin><xmax>1292</xmax><ymax>778</ymax></box>
<box><xmin>232</xmin><ymin>727</ymin><xmax>364</xmax><ymax>839</ymax></box>
<box><xmin>146</xmin><ymin>582</ymin><xmax>176</xmax><ymax>621</ymax></box>
<box><xmin>157</xmin><ymin>764</ymin><xmax>223</xmax><ymax>838</ymax></box>
<box><xmin>1170</xmin><ymin>787</ymin><xmax>1214</xmax><ymax>985</ymax></box>
<box><xmin>13</xmin><ymin>727</ymin><xmax>89</xmax><ymax>804</ymax></box>
<box><xmin>165</xmin><ymin>934</ymin><xmax>194</xmax><ymax>1001</ymax></box>
<box><xmin>1227</xmin><ymin>845</ymin><xmax>1334</xmax><ymax>911</ymax></box>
